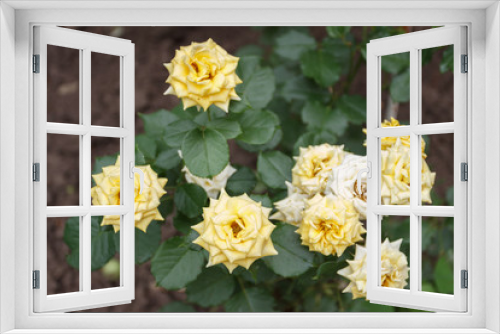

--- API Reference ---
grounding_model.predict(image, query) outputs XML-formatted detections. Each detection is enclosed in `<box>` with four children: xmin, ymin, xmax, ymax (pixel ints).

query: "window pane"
<box><xmin>91</xmin><ymin>216</ymin><xmax>121</xmax><ymax>290</ymax></box>
<box><xmin>421</xmin><ymin>134</ymin><xmax>453</xmax><ymax>206</ymax></box>
<box><xmin>47</xmin><ymin>134</ymin><xmax>80</xmax><ymax>206</ymax></box>
<box><xmin>91</xmin><ymin>52</ymin><xmax>121</xmax><ymax>127</ymax></box>
<box><xmin>91</xmin><ymin>137</ymin><xmax>121</xmax><ymax>206</ymax></box>
<box><xmin>421</xmin><ymin>217</ymin><xmax>454</xmax><ymax>294</ymax></box>
<box><xmin>380</xmin><ymin>52</ymin><xmax>410</xmax><ymax>126</ymax></box>
<box><xmin>380</xmin><ymin>136</ymin><xmax>411</xmax><ymax>205</ymax></box>
<box><xmin>47</xmin><ymin>217</ymin><xmax>80</xmax><ymax>295</ymax></box>
<box><xmin>380</xmin><ymin>215</ymin><xmax>410</xmax><ymax>290</ymax></box>
<box><xmin>421</xmin><ymin>46</ymin><xmax>454</xmax><ymax>124</ymax></box>
<box><xmin>47</xmin><ymin>45</ymin><xmax>80</xmax><ymax>124</ymax></box>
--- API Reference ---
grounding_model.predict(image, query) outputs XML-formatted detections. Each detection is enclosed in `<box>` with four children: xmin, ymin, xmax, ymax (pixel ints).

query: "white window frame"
<box><xmin>365</xmin><ymin>26</ymin><xmax>467</xmax><ymax>312</ymax></box>
<box><xmin>33</xmin><ymin>26</ymin><xmax>136</xmax><ymax>313</ymax></box>
<box><xmin>0</xmin><ymin>1</ymin><xmax>499</xmax><ymax>333</ymax></box>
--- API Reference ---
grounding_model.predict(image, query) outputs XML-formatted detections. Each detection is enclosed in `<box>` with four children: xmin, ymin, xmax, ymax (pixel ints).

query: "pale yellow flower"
<box><xmin>326</xmin><ymin>154</ymin><xmax>367</xmax><ymax>219</ymax></box>
<box><xmin>192</xmin><ymin>190</ymin><xmax>278</xmax><ymax>273</ymax></box>
<box><xmin>297</xmin><ymin>194</ymin><xmax>365</xmax><ymax>257</ymax></box>
<box><xmin>164</xmin><ymin>38</ymin><xmax>242</xmax><ymax>112</ymax></box>
<box><xmin>91</xmin><ymin>157</ymin><xmax>168</xmax><ymax>233</ymax></box>
<box><xmin>338</xmin><ymin>239</ymin><xmax>409</xmax><ymax>300</ymax></box>
<box><xmin>292</xmin><ymin>144</ymin><xmax>347</xmax><ymax>195</ymax></box>
<box><xmin>380</xmin><ymin>117</ymin><xmax>426</xmax><ymax>156</ymax></box>
<box><xmin>183</xmin><ymin>164</ymin><xmax>237</xmax><ymax>199</ymax></box>
<box><xmin>380</xmin><ymin>138</ymin><xmax>436</xmax><ymax>205</ymax></box>
<box><xmin>270</xmin><ymin>181</ymin><xmax>309</xmax><ymax>226</ymax></box>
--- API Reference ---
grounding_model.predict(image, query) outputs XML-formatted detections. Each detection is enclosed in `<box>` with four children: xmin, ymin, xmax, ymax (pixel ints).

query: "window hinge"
<box><xmin>461</xmin><ymin>270</ymin><xmax>468</xmax><ymax>289</ymax></box>
<box><xmin>33</xmin><ymin>163</ymin><xmax>40</xmax><ymax>182</ymax></box>
<box><xmin>461</xmin><ymin>162</ymin><xmax>468</xmax><ymax>182</ymax></box>
<box><xmin>33</xmin><ymin>270</ymin><xmax>40</xmax><ymax>289</ymax></box>
<box><xmin>461</xmin><ymin>54</ymin><xmax>468</xmax><ymax>73</ymax></box>
<box><xmin>33</xmin><ymin>54</ymin><xmax>40</xmax><ymax>73</ymax></box>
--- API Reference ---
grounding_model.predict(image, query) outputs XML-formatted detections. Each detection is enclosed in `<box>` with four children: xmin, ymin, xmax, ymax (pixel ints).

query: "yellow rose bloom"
<box><xmin>292</xmin><ymin>144</ymin><xmax>347</xmax><ymax>195</ymax></box>
<box><xmin>91</xmin><ymin>157</ymin><xmax>168</xmax><ymax>233</ymax></box>
<box><xmin>381</xmin><ymin>137</ymin><xmax>436</xmax><ymax>205</ymax></box>
<box><xmin>297</xmin><ymin>194</ymin><xmax>366</xmax><ymax>257</ymax></box>
<box><xmin>380</xmin><ymin>117</ymin><xmax>426</xmax><ymax>156</ymax></box>
<box><xmin>192</xmin><ymin>190</ymin><xmax>278</xmax><ymax>273</ymax></box>
<box><xmin>338</xmin><ymin>239</ymin><xmax>409</xmax><ymax>300</ymax></box>
<box><xmin>164</xmin><ymin>38</ymin><xmax>242</xmax><ymax>112</ymax></box>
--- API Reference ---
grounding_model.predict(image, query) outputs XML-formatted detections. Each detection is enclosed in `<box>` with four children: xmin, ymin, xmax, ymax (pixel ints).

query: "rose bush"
<box><xmin>64</xmin><ymin>26</ymin><xmax>455</xmax><ymax>312</ymax></box>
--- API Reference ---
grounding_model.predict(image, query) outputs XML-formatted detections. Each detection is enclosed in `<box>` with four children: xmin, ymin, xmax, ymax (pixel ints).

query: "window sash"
<box><xmin>32</xmin><ymin>25</ymin><xmax>136</xmax><ymax>313</ymax></box>
<box><xmin>366</xmin><ymin>26</ymin><xmax>468</xmax><ymax>312</ymax></box>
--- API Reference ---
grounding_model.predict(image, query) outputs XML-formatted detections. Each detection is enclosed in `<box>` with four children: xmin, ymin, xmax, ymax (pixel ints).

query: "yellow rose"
<box><xmin>91</xmin><ymin>157</ymin><xmax>168</xmax><ymax>233</ymax></box>
<box><xmin>297</xmin><ymin>194</ymin><xmax>366</xmax><ymax>257</ymax></box>
<box><xmin>380</xmin><ymin>117</ymin><xmax>426</xmax><ymax>156</ymax></box>
<box><xmin>292</xmin><ymin>144</ymin><xmax>347</xmax><ymax>195</ymax></box>
<box><xmin>381</xmin><ymin>137</ymin><xmax>436</xmax><ymax>205</ymax></box>
<box><xmin>192</xmin><ymin>190</ymin><xmax>278</xmax><ymax>273</ymax></box>
<box><xmin>338</xmin><ymin>239</ymin><xmax>409</xmax><ymax>300</ymax></box>
<box><xmin>164</xmin><ymin>38</ymin><xmax>242</xmax><ymax>112</ymax></box>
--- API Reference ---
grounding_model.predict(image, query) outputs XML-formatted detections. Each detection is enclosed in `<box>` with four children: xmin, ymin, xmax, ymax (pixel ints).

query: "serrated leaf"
<box><xmin>257</xmin><ymin>151</ymin><xmax>293</xmax><ymax>190</ymax></box>
<box><xmin>381</xmin><ymin>52</ymin><xmax>410</xmax><ymax>75</ymax></box>
<box><xmin>280</xmin><ymin>76</ymin><xmax>330</xmax><ymax>103</ymax></box>
<box><xmin>206</xmin><ymin>119</ymin><xmax>242</xmax><ymax>139</ymax></box>
<box><xmin>301</xmin><ymin>50</ymin><xmax>342</xmax><ymax>88</ymax></box>
<box><xmin>154</xmin><ymin>148</ymin><xmax>181</xmax><ymax>171</ymax></box>
<box><xmin>274</xmin><ymin>30</ymin><xmax>316</xmax><ymax>61</ymax></box>
<box><xmin>434</xmin><ymin>257</ymin><xmax>454</xmax><ymax>294</ymax></box>
<box><xmin>249</xmin><ymin>194</ymin><xmax>273</xmax><ymax>208</ymax></box>
<box><xmin>225</xmin><ymin>166</ymin><xmax>257</xmax><ymax>196</ymax></box>
<box><xmin>174</xmin><ymin>183</ymin><xmax>208</xmax><ymax>219</ymax></box>
<box><xmin>390</xmin><ymin>70</ymin><xmax>410</xmax><ymax>103</ymax></box>
<box><xmin>163</xmin><ymin>119</ymin><xmax>198</xmax><ymax>148</ymax></box>
<box><xmin>186</xmin><ymin>266</ymin><xmax>236</xmax><ymax>307</ymax></box>
<box><xmin>236</xmin><ymin>44</ymin><xmax>264</xmax><ymax>58</ymax></box>
<box><xmin>135</xmin><ymin>145</ymin><xmax>146</xmax><ymax>165</ymax></box>
<box><xmin>303</xmin><ymin>293</ymin><xmax>338</xmax><ymax>312</ymax></box>
<box><xmin>181</xmin><ymin>128</ymin><xmax>229</xmax><ymax>178</ymax></box>
<box><xmin>151</xmin><ymin>237</ymin><xmax>205</xmax><ymax>290</ymax></box>
<box><xmin>301</xmin><ymin>100</ymin><xmax>349</xmax><ymax>136</ymax></box>
<box><xmin>322</xmin><ymin>37</ymin><xmax>351</xmax><ymax>75</ymax></box>
<box><xmin>135</xmin><ymin>221</ymin><xmax>162</xmax><ymax>264</ymax></box>
<box><xmin>92</xmin><ymin>155</ymin><xmax>118</xmax><ymax>175</ymax></box>
<box><xmin>326</xmin><ymin>26</ymin><xmax>351</xmax><ymax>39</ymax></box>
<box><xmin>337</xmin><ymin>94</ymin><xmax>367</xmax><ymax>125</ymax></box>
<box><xmin>234</xmin><ymin>56</ymin><xmax>275</xmax><ymax>111</ymax></box>
<box><xmin>173</xmin><ymin>213</ymin><xmax>201</xmax><ymax>235</ymax></box>
<box><xmin>159</xmin><ymin>301</ymin><xmax>196</xmax><ymax>312</ymax></box>
<box><xmin>136</xmin><ymin>134</ymin><xmax>157</xmax><ymax>161</ymax></box>
<box><xmin>263</xmin><ymin>223</ymin><xmax>314</xmax><ymax>277</ymax></box>
<box><xmin>236</xmin><ymin>109</ymin><xmax>279</xmax><ymax>145</ymax></box>
<box><xmin>236</xmin><ymin>128</ymin><xmax>282</xmax><ymax>153</ymax></box>
<box><xmin>293</xmin><ymin>131</ymin><xmax>337</xmax><ymax>156</ymax></box>
<box><xmin>225</xmin><ymin>287</ymin><xmax>275</xmax><ymax>312</ymax></box>
<box><xmin>139</xmin><ymin>109</ymin><xmax>180</xmax><ymax>137</ymax></box>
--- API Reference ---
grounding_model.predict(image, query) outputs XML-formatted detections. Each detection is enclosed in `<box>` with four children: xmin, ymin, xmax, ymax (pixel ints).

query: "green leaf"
<box><xmin>151</xmin><ymin>237</ymin><xmax>205</xmax><ymax>290</ymax></box>
<box><xmin>163</xmin><ymin>119</ymin><xmax>198</xmax><ymax>148</ymax></box>
<box><xmin>249</xmin><ymin>194</ymin><xmax>273</xmax><ymax>208</ymax></box>
<box><xmin>173</xmin><ymin>213</ymin><xmax>201</xmax><ymax>235</ymax></box>
<box><xmin>174</xmin><ymin>183</ymin><xmax>208</xmax><ymax>219</ymax></box>
<box><xmin>301</xmin><ymin>100</ymin><xmax>349</xmax><ymax>137</ymax></box>
<box><xmin>135</xmin><ymin>221</ymin><xmax>162</xmax><ymax>264</ymax></box>
<box><xmin>236</xmin><ymin>127</ymin><xmax>283</xmax><ymax>153</ymax></box>
<box><xmin>225</xmin><ymin>166</ymin><xmax>257</xmax><ymax>196</ymax></box>
<box><xmin>170</xmin><ymin>104</ymin><xmax>199</xmax><ymax>120</ymax></box>
<box><xmin>274</xmin><ymin>30</ymin><xmax>316</xmax><ymax>61</ymax></box>
<box><xmin>322</xmin><ymin>37</ymin><xmax>351</xmax><ymax>75</ymax></box>
<box><xmin>280</xmin><ymin>76</ymin><xmax>330</xmax><ymax>103</ymax></box>
<box><xmin>440</xmin><ymin>45</ymin><xmax>454</xmax><ymax>73</ymax></box>
<box><xmin>135</xmin><ymin>146</ymin><xmax>146</xmax><ymax>165</ymax></box>
<box><xmin>303</xmin><ymin>293</ymin><xmax>338</xmax><ymax>312</ymax></box>
<box><xmin>64</xmin><ymin>217</ymin><xmax>80</xmax><ymax>269</ymax></box>
<box><xmin>236</xmin><ymin>45</ymin><xmax>264</xmax><ymax>58</ymax></box>
<box><xmin>206</xmin><ymin>119</ymin><xmax>242</xmax><ymax>139</ymax></box>
<box><xmin>92</xmin><ymin>155</ymin><xmax>118</xmax><ymax>175</ymax></box>
<box><xmin>225</xmin><ymin>287</ymin><xmax>275</xmax><ymax>312</ymax></box>
<box><xmin>337</xmin><ymin>94</ymin><xmax>367</xmax><ymax>125</ymax></box>
<box><xmin>263</xmin><ymin>223</ymin><xmax>314</xmax><ymax>277</ymax></box>
<box><xmin>90</xmin><ymin>216</ymin><xmax>116</xmax><ymax>271</ymax></box>
<box><xmin>236</xmin><ymin>109</ymin><xmax>279</xmax><ymax>145</ymax></box>
<box><xmin>326</xmin><ymin>26</ymin><xmax>351</xmax><ymax>39</ymax></box>
<box><xmin>434</xmin><ymin>257</ymin><xmax>454</xmax><ymax>294</ymax></box>
<box><xmin>139</xmin><ymin>109</ymin><xmax>180</xmax><ymax>137</ymax></box>
<box><xmin>234</xmin><ymin>56</ymin><xmax>275</xmax><ymax>111</ymax></box>
<box><xmin>135</xmin><ymin>134</ymin><xmax>157</xmax><ymax>161</ymax></box>
<box><xmin>315</xmin><ymin>261</ymin><xmax>341</xmax><ymax>279</ymax></box>
<box><xmin>390</xmin><ymin>70</ymin><xmax>410</xmax><ymax>103</ymax></box>
<box><xmin>293</xmin><ymin>131</ymin><xmax>337</xmax><ymax>156</ymax></box>
<box><xmin>234</xmin><ymin>261</ymin><xmax>278</xmax><ymax>284</ymax></box>
<box><xmin>381</xmin><ymin>52</ymin><xmax>410</xmax><ymax>75</ymax></box>
<box><xmin>257</xmin><ymin>151</ymin><xmax>293</xmax><ymax>190</ymax></box>
<box><xmin>159</xmin><ymin>301</ymin><xmax>196</xmax><ymax>312</ymax></box>
<box><xmin>154</xmin><ymin>148</ymin><xmax>181</xmax><ymax>171</ymax></box>
<box><xmin>158</xmin><ymin>197</ymin><xmax>174</xmax><ymax>218</ymax></box>
<box><xmin>186</xmin><ymin>266</ymin><xmax>236</xmax><ymax>307</ymax></box>
<box><xmin>181</xmin><ymin>128</ymin><xmax>229</xmax><ymax>178</ymax></box>
<box><xmin>300</xmin><ymin>50</ymin><xmax>342</xmax><ymax>88</ymax></box>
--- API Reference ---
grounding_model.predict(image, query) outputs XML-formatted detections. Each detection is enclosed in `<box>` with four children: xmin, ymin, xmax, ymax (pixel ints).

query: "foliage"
<box><xmin>64</xmin><ymin>26</ymin><xmax>455</xmax><ymax>313</ymax></box>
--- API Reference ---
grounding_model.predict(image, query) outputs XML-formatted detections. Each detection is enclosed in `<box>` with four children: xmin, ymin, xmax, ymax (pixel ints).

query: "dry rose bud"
<box><xmin>270</xmin><ymin>181</ymin><xmax>309</xmax><ymax>226</ymax></box>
